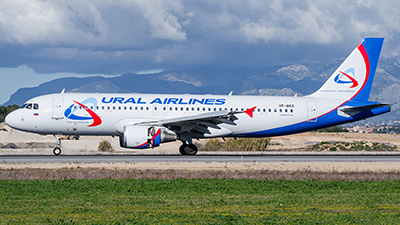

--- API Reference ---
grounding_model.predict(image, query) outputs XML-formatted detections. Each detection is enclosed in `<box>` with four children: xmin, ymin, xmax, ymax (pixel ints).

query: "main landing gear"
<box><xmin>179</xmin><ymin>141</ymin><xmax>198</xmax><ymax>155</ymax></box>
<box><xmin>53</xmin><ymin>135</ymin><xmax>62</xmax><ymax>156</ymax></box>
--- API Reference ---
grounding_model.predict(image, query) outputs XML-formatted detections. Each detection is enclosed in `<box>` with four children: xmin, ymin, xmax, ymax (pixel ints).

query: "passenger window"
<box><xmin>146</xmin><ymin>107</ymin><xmax>149</xmax><ymax>110</ymax></box>
<box><xmin>135</xmin><ymin>107</ymin><xmax>138</xmax><ymax>110</ymax></box>
<box><xmin>269</xmin><ymin>109</ymin><xmax>271</xmax><ymax>113</ymax></box>
<box><xmin>291</xmin><ymin>109</ymin><xmax>293</xmax><ymax>113</ymax></box>
<box><xmin>107</xmin><ymin>106</ymin><xmax>110</xmax><ymax>110</ymax></box>
<box><xmin>102</xmin><ymin>106</ymin><xmax>105</xmax><ymax>110</ymax></box>
<box><xmin>285</xmin><ymin>109</ymin><xmax>288</xmax><ymax>113</ymax></box>
<box><xmin>263</xmin><ymin>109</ymin><xmax>266</xmax><ymax>112</ymax></box>
<box><xmin>124</xmin><ymin>106</ymin><xmax>127</xmax><ymax>110</ymax></box>
<box><xmin>141</xmin><ymin>107</ymin><xmax>143</xmax><ymax>110</ymax></box>
<box><xmin>130</xmin><ymin>107</ymin><xmax>132</xmax><ymax>110</ymax></box>
<box><xmin>169</xmin><ymin>107</ymin><xmax>172</xmax><ymax>111</ymax></box>
<box><xmin>113</xmin><ymin>106</ymin><xmax>116</xmax><ymax>110</ymax></box>
<box><xmin>118</xmin><ymin>106</ymin><xmax>121</xmax><ymax>110</ymax></box>
<box><xmin>257</xmin><ymin>108</ymin><xmax>260</xmax><ymax>112</ymax></box>
<box><xmin>154</xmin><ymin>107</ymin><xmax>157</xmax><ymax>110</ymax></box>
<box><xmin>33</xmin><ymin>103</ymin><xmax>39</xmax><ymax>110</ymax></box>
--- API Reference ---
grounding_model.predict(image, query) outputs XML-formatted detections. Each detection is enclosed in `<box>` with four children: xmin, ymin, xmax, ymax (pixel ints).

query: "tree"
<box><xmin>0</xmin><ymin>105</ymin><xmax>19</xmax><ymax>123</ymax></box>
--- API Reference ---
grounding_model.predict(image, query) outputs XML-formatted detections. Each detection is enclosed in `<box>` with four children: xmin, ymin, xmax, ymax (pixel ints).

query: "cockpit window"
<box><xmin>20</xmin><ymin>104</ymin><xmax>27</xmax><ymax>109</ymax></box>
<box><xmin>26</xmin><ymin>103</ymin><xmax>33</xmax><ymax>109</ymax></box>
<box><xmin>33</xmin><ymin>103</ymin><xmax>39</xmax><ymax>110</ymax></box>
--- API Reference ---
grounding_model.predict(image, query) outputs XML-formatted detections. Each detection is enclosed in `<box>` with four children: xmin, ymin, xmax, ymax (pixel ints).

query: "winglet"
<box><xmin>244</xmin><ymin>106</ymin><xmax>256</xmax><ymax>118</ymax></box>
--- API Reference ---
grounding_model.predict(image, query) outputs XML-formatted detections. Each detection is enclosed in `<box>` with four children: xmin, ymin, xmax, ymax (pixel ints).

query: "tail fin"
<box><xmin>309</xmin><ymin>38</ymin><xmax>383</xmax><ymax>101</ymax></box>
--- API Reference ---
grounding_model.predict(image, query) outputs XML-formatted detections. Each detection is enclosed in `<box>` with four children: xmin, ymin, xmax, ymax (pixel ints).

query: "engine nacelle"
<box><xmin>119</xmin><ymin>125</ymin><xmax>176</xmax><ymax>149</ymax></box>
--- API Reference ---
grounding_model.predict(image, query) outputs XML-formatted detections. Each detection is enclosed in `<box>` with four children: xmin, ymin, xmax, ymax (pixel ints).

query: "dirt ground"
<box><xmin>2</xmin><ymin>162</ymin><xmax>400</xmax><ymax>180</ymax></box>
<box><xmin>1</xmin><ymin>122</ymin><xmax>400</xmax><ymax>178</ymax></box>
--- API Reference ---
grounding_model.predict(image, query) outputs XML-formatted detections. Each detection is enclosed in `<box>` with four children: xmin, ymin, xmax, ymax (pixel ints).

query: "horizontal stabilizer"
<box><xmin>338</xmin><ymin>103</ymin><xmax>391</xmax><ymax>117</ymax></box>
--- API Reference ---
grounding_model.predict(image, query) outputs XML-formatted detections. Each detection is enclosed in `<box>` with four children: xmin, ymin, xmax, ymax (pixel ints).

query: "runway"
<box><xmin>1</xmin><ymin>154</ymin><xmax>400</xmax><ymax>163</ymax></box>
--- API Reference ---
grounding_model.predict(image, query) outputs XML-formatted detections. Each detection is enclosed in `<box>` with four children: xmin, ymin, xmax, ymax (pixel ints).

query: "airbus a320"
<box><xmin>5</xmin><ymin>38</ymin><xmax>390</xmax><ymax>155</ymax></box>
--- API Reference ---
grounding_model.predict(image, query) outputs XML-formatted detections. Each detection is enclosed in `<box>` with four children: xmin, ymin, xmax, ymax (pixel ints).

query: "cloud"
<box><xmin>0</xmin><ymin>0</ymin><xmax>109</xmax><ymax>45</ymax></box>
<box><xmin>0</xmin><ymin>0</ymin><xmax>399</xmax><ymax>74</ymax></box>
<box><xmin>133</xmin><ymin>0</ymin><xmax>187</xmax><ymax>41</ymax></box>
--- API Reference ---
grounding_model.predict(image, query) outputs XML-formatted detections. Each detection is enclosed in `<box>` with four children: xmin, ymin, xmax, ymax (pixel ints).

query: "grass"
<box><xmin>1</xmin><ymin>179</ymin><xmax>400</xmax><ymax>224</ymax></box>
<box><xmin>98</xmin><ymin>140</ymin><xmax>114</xmax><ymax>152</ymax></box>
<box><xmin>310</xmin><ymin>141</ymin><xmax>398</xmax><ymax>151</ymax></box>
<box><xmin>201</xmin><ymin>138</ymin><xmax>270</xmax><ymax>151</ymax></box>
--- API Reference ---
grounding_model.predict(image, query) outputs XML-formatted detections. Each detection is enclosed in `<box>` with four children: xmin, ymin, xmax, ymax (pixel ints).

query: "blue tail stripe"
<box><xmin>353</xmin><ymin>38</ymin><xmax>384</xmax><ymax>101</ymax></box>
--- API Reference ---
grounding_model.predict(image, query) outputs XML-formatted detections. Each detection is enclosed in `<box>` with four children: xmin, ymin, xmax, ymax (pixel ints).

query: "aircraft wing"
<box><xmin>136</xmin><ymin>110</ymin><xmax>241</xmax><ymax>136</ymax></box>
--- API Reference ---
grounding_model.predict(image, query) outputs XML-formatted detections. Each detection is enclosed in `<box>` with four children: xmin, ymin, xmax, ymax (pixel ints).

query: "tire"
<box><xmin>179</xmin><ymin>144</ymin><xmax>187</xmax><ymax>155</ymax></box>
<box><xmin>53</xmin><ymin>147</ymin><xmax>61</xmax><ymax>156</ymax></box>
<box><xmin>184</xmin><ymin>144</ymin><xmax>198</xmax><ymax>155</ymax></box>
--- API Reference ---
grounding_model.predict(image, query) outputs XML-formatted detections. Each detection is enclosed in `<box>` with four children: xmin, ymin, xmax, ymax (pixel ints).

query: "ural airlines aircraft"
<box><xmin>5</xmin><ymin>38</ymin><xmax>390</xmax><ymax>155</ymax></box>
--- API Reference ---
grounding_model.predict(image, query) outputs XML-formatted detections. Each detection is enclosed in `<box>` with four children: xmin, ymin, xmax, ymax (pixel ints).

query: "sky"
<box><xmin>1</xmin><ymin>0</ymin><xmax>400</xmax><ymax>104</ymax></box>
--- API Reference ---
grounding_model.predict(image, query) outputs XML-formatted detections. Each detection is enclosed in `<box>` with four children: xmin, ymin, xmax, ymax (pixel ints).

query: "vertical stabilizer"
<box><xmin>308</xmin><ymin>38</ymin><xmax>383</xmax><ymax>101</ymax></box>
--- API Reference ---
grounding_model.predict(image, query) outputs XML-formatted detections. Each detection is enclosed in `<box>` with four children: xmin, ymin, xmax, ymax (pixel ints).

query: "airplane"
<box><xmin>5</xmin><ymin>38</ymin><xmax>390</xmax><ymax>155</ymax></box>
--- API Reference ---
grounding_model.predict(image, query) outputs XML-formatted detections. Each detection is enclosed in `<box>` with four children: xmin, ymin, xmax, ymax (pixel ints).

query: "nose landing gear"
<box><xmin>53</xmin><ymin>135</ymin><xmax>62</xmax><ymax>155</ymax></box>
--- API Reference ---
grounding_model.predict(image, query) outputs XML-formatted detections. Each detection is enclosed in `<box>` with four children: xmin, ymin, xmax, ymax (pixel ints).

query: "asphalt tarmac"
<box><xmin>1</xmin><ymin>154</ymin><xmax>400</xmax><ymax>163</ymax></box>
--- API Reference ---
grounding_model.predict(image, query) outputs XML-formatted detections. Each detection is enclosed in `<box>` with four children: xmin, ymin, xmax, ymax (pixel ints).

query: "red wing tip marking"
<box><xmin>244</xmin><ymin>106</ymin><xmax>256</xmax><ymax>118</ymax></box>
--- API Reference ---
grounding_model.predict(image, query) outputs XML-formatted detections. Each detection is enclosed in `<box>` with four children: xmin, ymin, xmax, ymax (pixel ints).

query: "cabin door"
<box><xmin>306</xmin><ymin>101</ymin><xmax>317</xmax><ymax>122</ymax></box>
<box><xmin>52</xmin><ymin>98</ymin><xmax>64</xmax><ymax>119</ymax></box>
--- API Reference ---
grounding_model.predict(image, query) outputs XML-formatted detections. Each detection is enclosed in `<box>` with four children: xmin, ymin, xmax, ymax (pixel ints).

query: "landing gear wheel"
<box><xmin>53</xmin><ymin>147</ymin><xmax>61</xmax><ymax>156</ymax></box>
<box><xmin>179</xmin><ymin>144</ymin><xmax>187</xmax><ymax>155</ymax></box>
<box><xmin>179</xmin><ymin>144</ymin><xmax>197</xmax><ymax>155</ymax></box>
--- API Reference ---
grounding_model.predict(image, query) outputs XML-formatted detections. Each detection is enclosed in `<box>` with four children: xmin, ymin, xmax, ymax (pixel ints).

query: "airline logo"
<box><xmin>64</xmin><ymin>98</ymin><xmax>102</xmax><ymax>127</ymax></box>
<box><xmin>101</xmin><ymin>97</ymin><xmax>226</xmax><ymax>105</ymax></box>
<box><xmin>333</xmin><ymin>67</ymin><xmax>358</xmax><ymax>88</ymax></box>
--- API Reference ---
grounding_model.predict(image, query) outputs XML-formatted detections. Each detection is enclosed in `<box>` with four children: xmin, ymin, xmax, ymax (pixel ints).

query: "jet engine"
<box><xmin>119</xmin><ymin>125</ymin><xmax>176</xmax><ymax>149</ymax></box>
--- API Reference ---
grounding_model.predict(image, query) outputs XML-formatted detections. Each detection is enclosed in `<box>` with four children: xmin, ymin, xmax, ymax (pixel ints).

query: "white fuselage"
<box><xmin>6</xmin><ymin>93</ymin><xmax>344</xmax><ymax>137</ymax></box>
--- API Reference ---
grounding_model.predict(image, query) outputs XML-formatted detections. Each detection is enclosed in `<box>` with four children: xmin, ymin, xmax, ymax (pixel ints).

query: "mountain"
<box><xmin>4</xmin><ymin>56</ymin><xmax>400</xmax><ymax>122</ymax></box>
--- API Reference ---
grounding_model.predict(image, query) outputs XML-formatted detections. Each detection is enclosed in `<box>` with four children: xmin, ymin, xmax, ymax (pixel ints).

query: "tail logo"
<box><xmin>333</xmin><ymin>67</ymin><xmax>358</xmax><ymax>88</ymax></box>
<box><xmin>64</xmin><ymin>98</ymin><xmax>102</xmax><ymax>127</ymax></box>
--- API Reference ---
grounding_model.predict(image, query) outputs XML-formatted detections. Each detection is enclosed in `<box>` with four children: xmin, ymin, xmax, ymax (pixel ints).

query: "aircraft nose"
<box><xmin>5</xmin><ymin>110</ymin><xmax>19</xmax><ymax>129</ymax></box>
